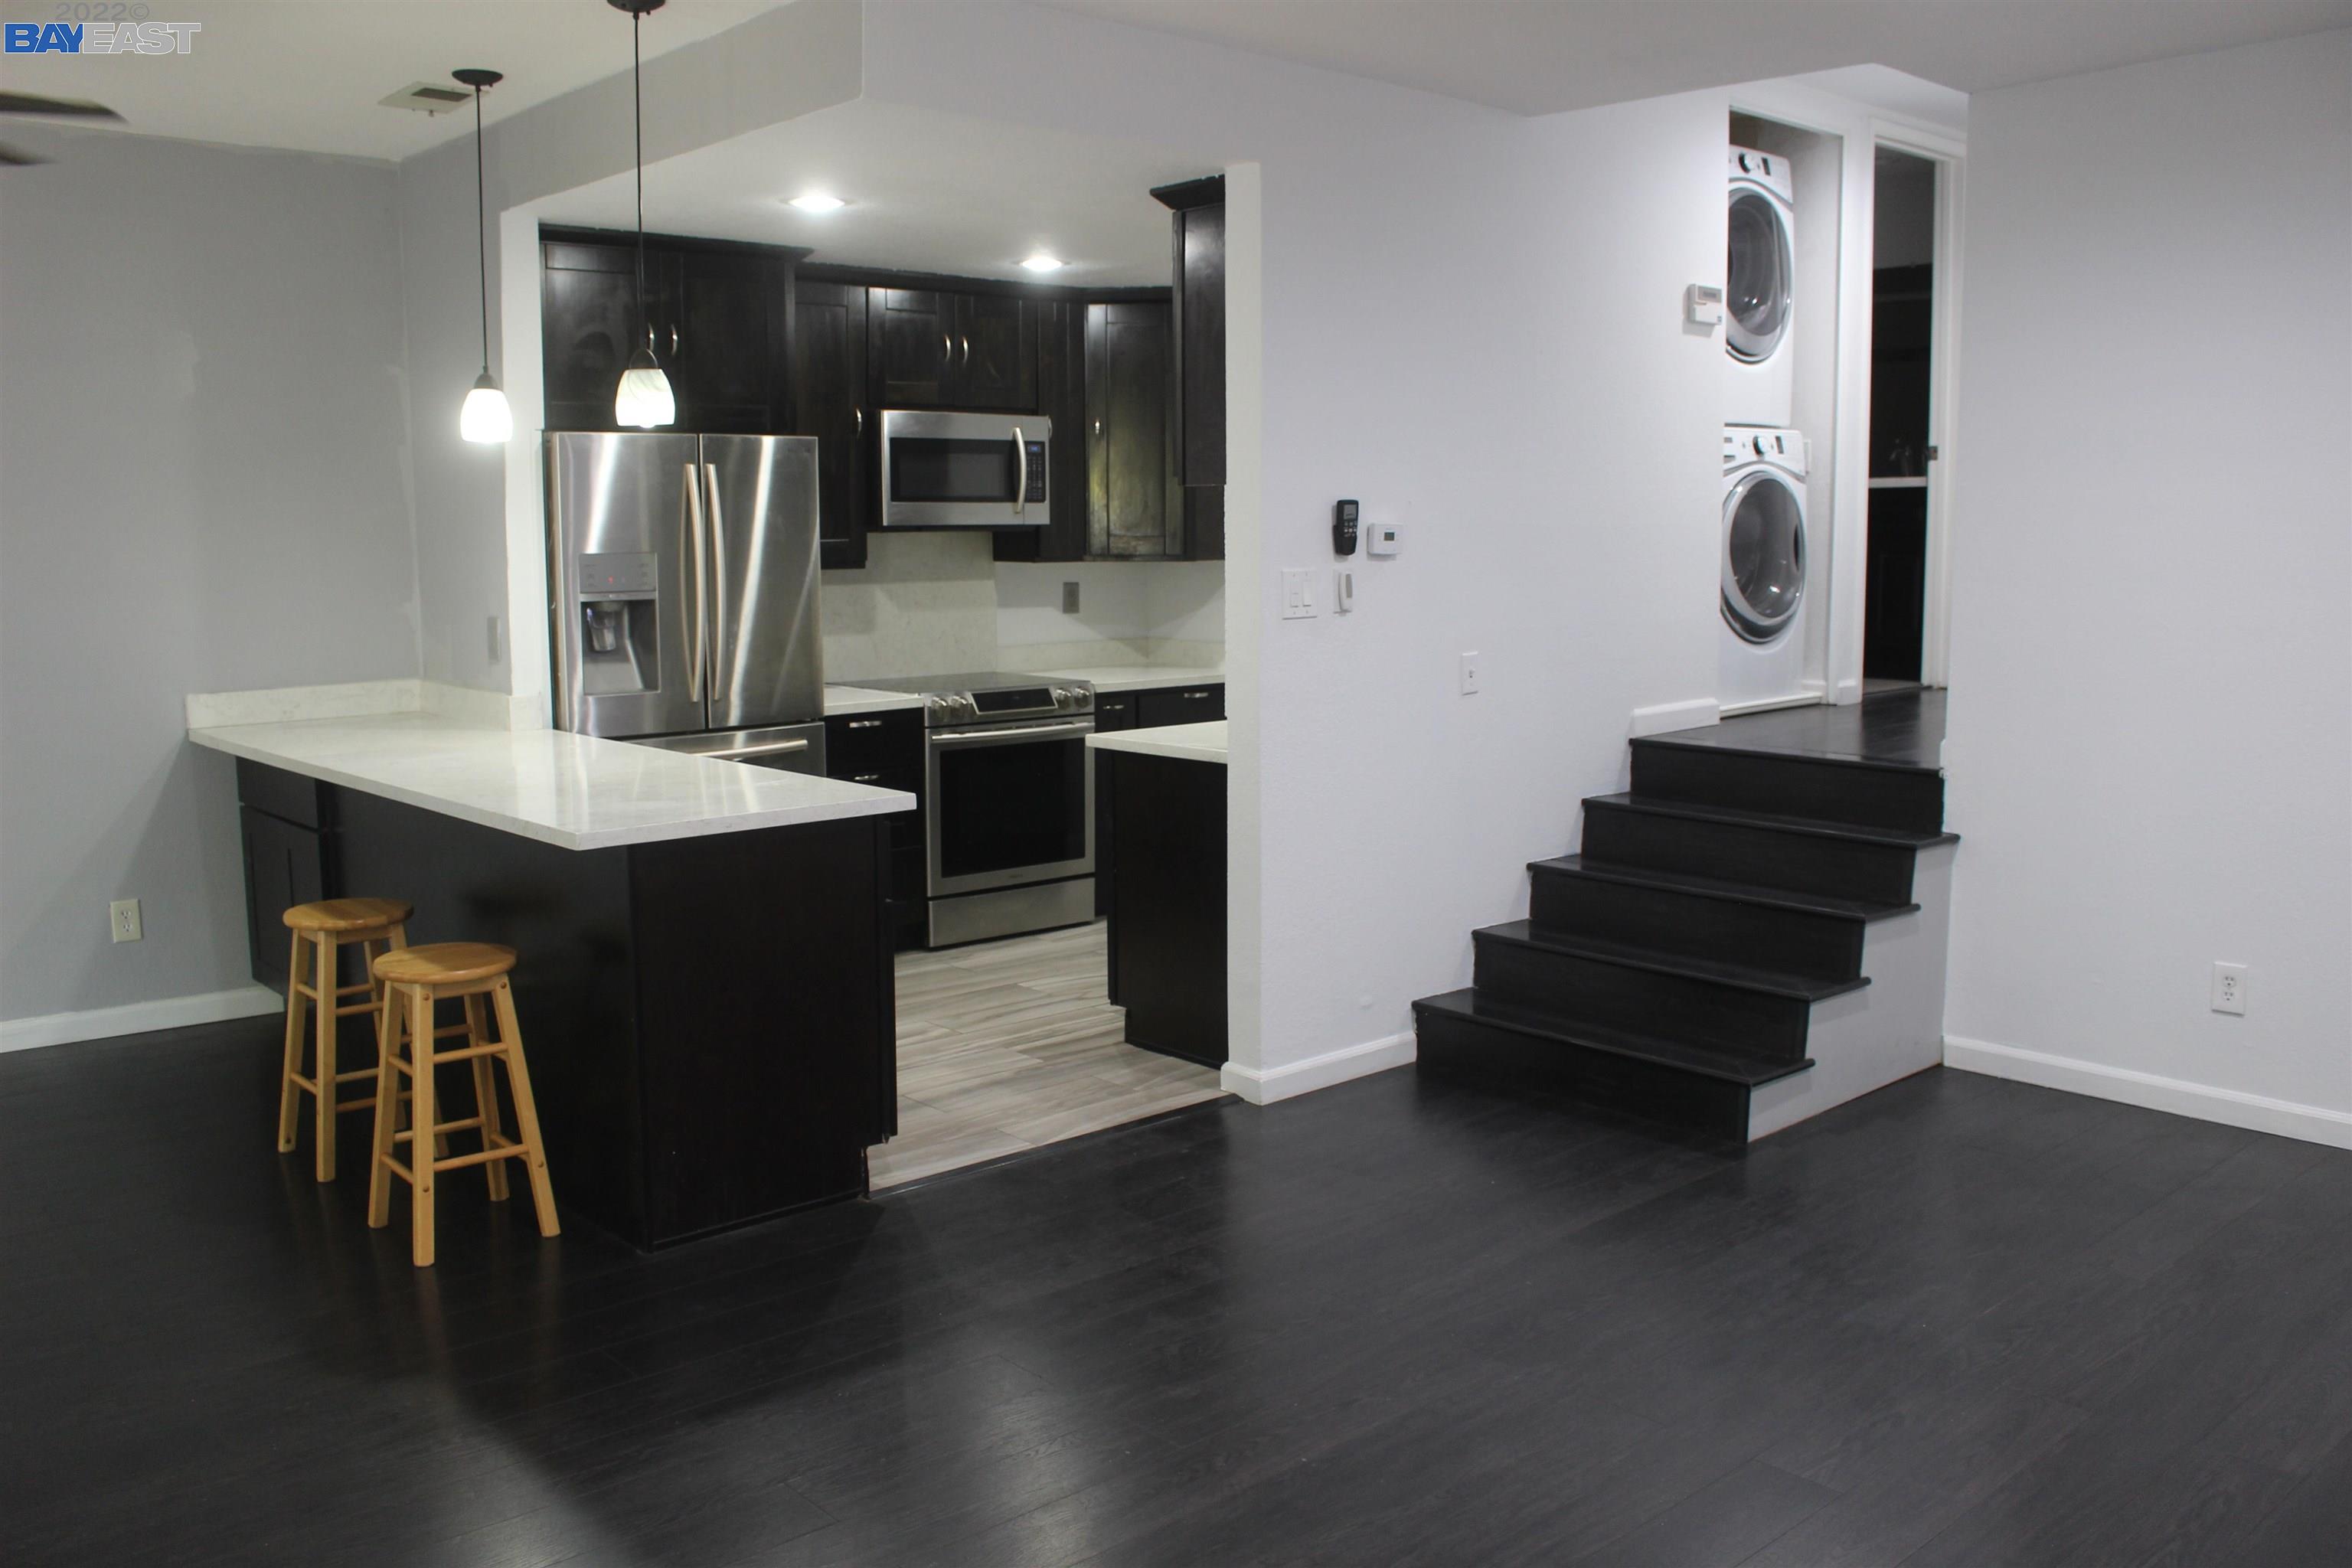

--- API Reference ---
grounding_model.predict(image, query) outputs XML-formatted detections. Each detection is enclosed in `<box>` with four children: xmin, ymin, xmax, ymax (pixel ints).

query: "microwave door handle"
<box><xmin>680</xmin><ymin>462</ymin><xmax>705</xmax><ymax>704</ymax></box>
<box><xmin>1011</xmin><ymin>426</ymin><xmax>1025</xmax><ymax>518</ymax></box>
<box><xmin>704</xmin><ymin>462</ymin><xmax>725</xmax><ymax>708</ymax></box>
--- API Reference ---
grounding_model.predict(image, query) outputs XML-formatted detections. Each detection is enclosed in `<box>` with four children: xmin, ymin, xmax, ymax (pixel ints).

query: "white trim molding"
<box><xmin>1945</xmin><ymin>1036</ymin><xmax>2352</xmax><ymax>1152</ymax></box>
<box><xmin>2</xmin><ymin>985</ymin><xmax>282</xmax><ymax>1055</ymax></box>
<box><xmin>1220</xmin><ymin>1031</ymin><xmax>1415</xmax><ymax>1106</ymax></box>
<box><xmin>1631</xmin><ymin>699</ymin><xmax>1720</xmax><ymax>738</ymax></box>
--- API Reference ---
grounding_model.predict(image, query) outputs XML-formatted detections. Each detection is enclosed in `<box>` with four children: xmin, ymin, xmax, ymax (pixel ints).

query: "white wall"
<box><xmin>1943</xmin><ymin>30</ymin><xmax>2352</xmax><ymax>1145</ymax></box>
<box><xmin>0</xmin><ymin>129</ymin><xmax>420</xmax><ymax>1030</ymax></box>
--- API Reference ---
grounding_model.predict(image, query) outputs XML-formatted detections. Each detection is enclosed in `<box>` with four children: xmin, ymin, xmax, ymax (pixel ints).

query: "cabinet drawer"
<box><xmin>1135</xmin><ymin>684</ymin><xmax>1224</xmax><ymax>728</ymax></box>
<box><xmin>1092</xmin><ymin>692</ymin><xmax>1137</xmax><ymax>732</ymax></box>
<box><xmin>236</xmin><ymin>759</ymin><xmax>333</xmax><ymax>830</ymax></box>
<box><xmin>825</xmin><ymin>710</ymin><xmax>923</xmax><ymax>778</ymax></box>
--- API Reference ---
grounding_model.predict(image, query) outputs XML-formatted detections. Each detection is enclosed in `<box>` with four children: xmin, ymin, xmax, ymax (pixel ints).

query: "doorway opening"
<box><xmin>1864</xmin><ymin>146</ymin><xmax>1938</xmax><ymax>691</ymax></box>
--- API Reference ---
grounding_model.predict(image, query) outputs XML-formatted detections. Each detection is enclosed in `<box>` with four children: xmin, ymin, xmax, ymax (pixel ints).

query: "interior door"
<box><xmin>701</xmin><ymin>436</ymin><xmax>823</xmax><ymax>730</ymax></box>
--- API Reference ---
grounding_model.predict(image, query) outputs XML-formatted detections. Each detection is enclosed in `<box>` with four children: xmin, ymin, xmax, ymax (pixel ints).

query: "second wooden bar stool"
<box><xmin>366</xmin><ymin>942</ymin><xmax>558</xmax><ymax>1267</ymax></box>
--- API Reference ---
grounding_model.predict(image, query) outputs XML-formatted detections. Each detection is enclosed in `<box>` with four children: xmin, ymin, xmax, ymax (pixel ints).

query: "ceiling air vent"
<box><xmin>380</xmin><ymin>82</ymin><xmax>473</xmax><ymax>116</ymax></box>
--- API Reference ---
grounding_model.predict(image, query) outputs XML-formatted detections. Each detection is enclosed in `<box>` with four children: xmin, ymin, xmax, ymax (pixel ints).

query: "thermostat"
<box><xmin>1684</xmin><ymin>283</ymin><xmax>1724</xmax><ymax>328</ymax></box>
<box><xmin>1366</xmin><ymin>521</ymin><xmax>1402</xmax><ymax>557</ymax></box>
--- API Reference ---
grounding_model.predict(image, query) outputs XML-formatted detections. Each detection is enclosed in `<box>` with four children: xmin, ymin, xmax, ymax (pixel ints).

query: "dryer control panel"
<box><xmin>1721</xmin><ymin>426</ymin><xmax>1808</xmax><ymax>477</ymax></box>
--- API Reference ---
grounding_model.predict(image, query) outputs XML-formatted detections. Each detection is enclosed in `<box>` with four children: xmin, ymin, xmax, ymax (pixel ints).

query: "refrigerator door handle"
<box><xmin>704</xmin><ymin>462</ymin><xmax>726</xmax><ymax>706</ymax></box>
<box><xmin>681</xmin><ymin>462</ymin><xmax>706</xmax><ymax>703</ymax></box>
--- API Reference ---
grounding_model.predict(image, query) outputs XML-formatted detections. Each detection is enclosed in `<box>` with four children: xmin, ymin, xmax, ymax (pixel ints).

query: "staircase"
<box><xmin>1413</xmin><ymin>711</ymin><xmax>1958</xmax><ymax>1144</ymax></box>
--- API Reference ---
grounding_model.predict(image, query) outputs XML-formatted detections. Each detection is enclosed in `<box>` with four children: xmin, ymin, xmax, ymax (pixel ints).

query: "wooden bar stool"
<box><xmin>366</xmin><ymin>942</ymin><xmax>558</xmax><ymax>1267</ymax></box>
<box><xmin>276</xmin><ymin>897</ymin><xmax>412</xmax><ymax>1182</ymax></box>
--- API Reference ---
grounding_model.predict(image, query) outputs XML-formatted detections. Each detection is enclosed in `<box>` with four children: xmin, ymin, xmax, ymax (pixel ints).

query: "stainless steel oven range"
<box><xmin>854</xmin><ymin>672</ymin><xmax>1096</xmax><ymax>947</ymax></box>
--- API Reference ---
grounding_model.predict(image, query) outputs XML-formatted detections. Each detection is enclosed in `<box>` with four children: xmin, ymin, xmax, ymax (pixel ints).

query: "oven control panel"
<box><xmin>922</xmin><ymin>683</ymin><xmax>1093</xmax><ymax>728</ymax></box>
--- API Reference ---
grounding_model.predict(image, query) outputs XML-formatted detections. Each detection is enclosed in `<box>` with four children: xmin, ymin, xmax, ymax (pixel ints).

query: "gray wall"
<box><xmin>0</xmin><ymin>127</ymin><xmax>420</xmax><ymax>1024</ymax></box>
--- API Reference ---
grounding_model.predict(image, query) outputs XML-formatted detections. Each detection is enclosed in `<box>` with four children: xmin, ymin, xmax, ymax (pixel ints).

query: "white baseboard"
<box><xmin>1945</xmin><ymin>1035</ymin><xmax>2352</xmax><ymax>1151</ymax></box>
<box><xmin>1</xmin><ymin>985</ymin><xmax>282</xmax><ymax>1055</ymax></box>
<box><xmin>1630</xmin><ymin>698</ymin><xmax>1720</xmax><ymax>737</ymax></box>
<box><xmin>1220</xmin><ymin>1031</ymin><xmax>1415</xmax><ymax>1106</ymax></box>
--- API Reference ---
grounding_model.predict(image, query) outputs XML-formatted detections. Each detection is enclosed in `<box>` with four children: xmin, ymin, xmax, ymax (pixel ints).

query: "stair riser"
<box><xmin>1471</xmin><ymin>934</ymin><xmax>1811</xmax><ymax>1060</ymax></box>
<box><xmin>1630</xmin><ymin>743</ymin><xmax>1945</xmax><ymax>835</ymax></box>
<box><xmin>1414</xmin><ymin>1005</ymin><xmax>1749</xmax><ymax>1144</ymax></box>
<box><xmin>1527</xmin><ymin>869</ymin><xmax>1865</xmax><ymax>984</ymax></box>
<box><xmin>1580</xmin><ymin>801</ymin><xmax>1919</xmax><ymax>906</ymax></box>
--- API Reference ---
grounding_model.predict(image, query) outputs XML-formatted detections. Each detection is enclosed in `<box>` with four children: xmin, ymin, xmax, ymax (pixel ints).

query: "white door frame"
<box><xmin>1870</xmin><ymin>119</ymin><xmax>1966</xmax><ymax>688</ymax></box>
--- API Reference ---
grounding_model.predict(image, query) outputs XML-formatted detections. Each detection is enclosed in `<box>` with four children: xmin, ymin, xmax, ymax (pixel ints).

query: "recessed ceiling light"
<box><xmin>1021</xmin><ymin>253</ymin><xmax>1066</xmax><ymax>273</ymax></box>
<box><xmin>789</xmin><ymin>192</ymin><xmax>847</xmax><ymax>214</ymax></box>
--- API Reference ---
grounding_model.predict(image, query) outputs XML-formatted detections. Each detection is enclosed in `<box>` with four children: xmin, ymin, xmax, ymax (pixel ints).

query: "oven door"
<box><xmin>925</xmin><ymin>717</ymin><xmax>1094</xmax><ymax>897</ymax></box>
<box><xmin>879</xmin><ymin>409</ymin><xmax>1049</xmax><ymax>530</ymax></box>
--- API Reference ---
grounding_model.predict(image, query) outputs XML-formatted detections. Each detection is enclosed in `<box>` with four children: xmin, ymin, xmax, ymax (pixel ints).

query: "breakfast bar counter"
<box><xmin>190</xmin><ymin>706</ymin><xmax>916</xmax><ymax>1250</ymax></box>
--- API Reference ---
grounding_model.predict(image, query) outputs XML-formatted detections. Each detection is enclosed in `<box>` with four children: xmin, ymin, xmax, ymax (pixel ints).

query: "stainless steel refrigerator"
<box><xmin>544</xmin><ymin>432</ymin><xmax>827</xmax><ymax>774</ymax></box>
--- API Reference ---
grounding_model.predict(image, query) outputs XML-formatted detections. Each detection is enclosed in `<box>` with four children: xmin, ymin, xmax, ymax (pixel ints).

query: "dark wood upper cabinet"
<box><xmin>539</xmin><ymin>229</ymin><xmax>800</xmax><ymax>435</ymax></box>
<box><xmin>541</xmin><ymin>237</ymin><xmax>681</xmax><ymax>433</ymax></box>
<box><xmin>1086</xmin><ymin>300</ymin><xmax>1178</xmax><ymax>558</ymax></box>
<box><xmin>790</xmin><ymin>279</ymin><xmax>871</xmax><ymax>571</ymax></box>
<box><xmin>952</xmin><ymin>293</ymin><xmax>1037</xmax><ymax>410</ymax></box>
<box><xmin>869</xmin><ymin>289</ymin><xmax>956</xmax><ymax>407</ymax></box>
<box><xmin>674</xmin><ymin>249</ymin><xmax>790</xmax><ymax>433</ymax></box>
<box><xmin>995</xmin><ymin>298</ymin><xmax>1089</xmax><ymax>564</ymax></box>
<box><xmin>1155</xmin><ymin>178</ymin><xmax>1227</xmax><ymax>490</ymax></box>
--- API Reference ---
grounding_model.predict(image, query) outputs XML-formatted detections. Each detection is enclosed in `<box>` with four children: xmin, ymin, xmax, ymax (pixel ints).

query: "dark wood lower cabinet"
<box><xmin>237</xmin><ymin>805</ymin><xmax>326</xmax><ymax>995</ymax></box>
<box><xmin>1102</xmin><ymin>749</ymin><xmax>1227</xmax><ymax>1068</ymax></box>
<box><xmin>1092</xmin><ymin>684</ymin><xmax>1220</xmax><ymax>920</ymax></box>
<box><xmin>823</xmin><ymin>709</ymin><xmax>929</xmax><ymax>951</ymax></box>
<box><xmin>235</xmin><ymin>765</ymin><xmax>898</xmax><ymax>1250</ymax></box>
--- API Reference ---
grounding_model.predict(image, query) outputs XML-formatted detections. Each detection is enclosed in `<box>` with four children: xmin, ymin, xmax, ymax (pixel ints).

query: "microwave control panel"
<box><xmin>1023</xmin><ymin>442</ymin><xmax>1048</xmax><ymax>503</ymax></box>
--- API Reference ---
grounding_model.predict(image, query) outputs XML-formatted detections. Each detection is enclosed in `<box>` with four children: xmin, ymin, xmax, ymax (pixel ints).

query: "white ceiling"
<box><xmin>1050</xmin><ymin>0</ymin><xmax>2352</xmax><ymax>115</ymax></box>
<box><xmin>531</xmin><ymin>100</ymin><xmax>1214</xmax><ymax>286</ymax></box>
<box><xmin>0</xmin><ymin>0</ymin><xmax>782</xmax><ymax>162</ymax></box>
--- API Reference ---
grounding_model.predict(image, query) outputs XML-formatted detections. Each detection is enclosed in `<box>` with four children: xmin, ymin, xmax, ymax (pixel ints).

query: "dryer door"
<box><xmin>1722</xmin><ymin>470</ymin><xmax>1806</xmax><ymax>643</ymax></box>
<box><xmin>1726</xmin><ymin>185</ymin><xmax>1792</xmax><ymax>364</ymax></box>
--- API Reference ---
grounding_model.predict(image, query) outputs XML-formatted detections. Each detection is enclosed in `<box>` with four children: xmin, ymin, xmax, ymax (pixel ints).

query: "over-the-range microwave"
<box><xmin>878</xmin><ymin>409</ymin><xmax>1050</xmax><ymax>530</ymax></box>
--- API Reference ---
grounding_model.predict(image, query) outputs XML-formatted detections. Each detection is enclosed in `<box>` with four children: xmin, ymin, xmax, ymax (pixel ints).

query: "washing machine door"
<box><xmin>1726</xmin><ymin>185</ymin><xmax>1792</xmax><ymax>364</ymax></box>
<box><xmin>1722</xmin><ymin>470</ymin><xmax>1805</xmax><ymax>642</ymax></box>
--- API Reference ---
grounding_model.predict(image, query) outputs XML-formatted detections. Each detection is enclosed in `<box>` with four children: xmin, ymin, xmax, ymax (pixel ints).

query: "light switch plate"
<box><xmin>1459</xmin><ymin>651</ymin><xmax>1481</xmax><ymax>694</ymax></box>
<box><xmin>1280</xmin><ymin>568</ymin><xmax>1317</xmax><ymax>619</ymax></box>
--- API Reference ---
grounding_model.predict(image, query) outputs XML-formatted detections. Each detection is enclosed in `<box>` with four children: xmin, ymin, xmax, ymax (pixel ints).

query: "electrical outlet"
<box><xmin>109</xmin><ymin>899</ymin><xmax>142</xmax><ymax>944</ymax></box>
<box><xmin>1459</xmin><ymin>651</ymin><xmax>1482</xmax><ymax>694</ymax></box>
<box><xmin>1060</xmin><ymin>581</ymin><xmax>1081</xmax><ymax>614</ymax></box>
<box><xmin>2210</xmin><ymin>962</ymin><xmax>2248</xmax><ymax>1016</ymax></box>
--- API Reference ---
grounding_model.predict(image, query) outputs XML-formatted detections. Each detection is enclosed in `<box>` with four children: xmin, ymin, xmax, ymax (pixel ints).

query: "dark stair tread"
<box><xmin>1632</xmin><ymin>728</ymin><xmax>1945</xmax><ymax>779</ymax></box>
<box><xmin>1530</xmin><ymin>854</ymin><xmax>1917</xmax><ymax>922</ymax></box>
<box><xmin>1476</xmin><ymin>920</ymin><xmax>1872</xmax><ymax>1003</ymax></box>
<box><xmin>1587</xmin><ymin>792</ymin><xmax>1960</xmax><ymax>849</ymax></box>
<box><xmin>1413</xmin><ymin>989</ymin><xmax>1812</xmax><ymax>1087</ymax></box>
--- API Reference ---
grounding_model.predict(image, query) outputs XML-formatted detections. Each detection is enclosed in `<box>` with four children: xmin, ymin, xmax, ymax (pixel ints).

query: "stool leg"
<box><xmin>276</xmin><ymin>930</ymin><xmax>309</xmax><ymax>1154</ymax></box>
<box><xmin>313</xmin><ymin>932</ymin><xmax>339</xmax><ymax>1182</ymax></box>
<box><xmin>366</xmin><ymin>974</ymin><xmax>404</xmax><ymax>1230</ymax></box>
<box><xmin>491</xmin><ymin>978</ymin><xmax>559</xmax><ymax>1239</ymax></box>
<box><xmin>464</xmin><ymin>994</ymin><xmax>511</xmax><ymax>1203</ymax></box>
<box><xmin>409</xmin><ymin>985</ymin><xmax>437</xmax><ymax>1268</ymax></box>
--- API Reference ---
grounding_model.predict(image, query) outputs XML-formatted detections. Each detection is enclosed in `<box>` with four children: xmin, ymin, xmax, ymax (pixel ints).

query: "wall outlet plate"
<box><xmin>2210</xmin><ymin>962</ymin><xmax>2248</xmax><ymax>1015</ymax></box>
<box><xmin>109</xmin><ymin>898</ymin><xmax>142</xmax><ymax>943</ymax></box>
<box><xmin>1061</xmin><ymin>581</ymin><xmax>1081</xmax><ymax>614</ymax></box>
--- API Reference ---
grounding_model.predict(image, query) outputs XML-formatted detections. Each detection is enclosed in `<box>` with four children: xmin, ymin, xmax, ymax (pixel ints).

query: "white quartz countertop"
<box><xmin>1087</xmin><ymin>720</ymin><xmax>1228</xmax><ymax>765</ymax></box>
<box><xmin>189</xmin><ymin>713</ymin><xmax>913</xmax><ymax>852</ymax></box>
<box><xmin>1027</xmin><ymin>665</ymin><xmax>1224</xmax><ymax>694</ymax></box>
<box><xmin>822</xmin><ymin>684</ymin><xmax>927</xmax><ymax>717</ymax></box>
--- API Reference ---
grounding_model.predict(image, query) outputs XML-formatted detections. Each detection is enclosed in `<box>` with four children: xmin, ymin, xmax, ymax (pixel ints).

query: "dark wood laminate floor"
<box><xmin>1666</xmin><ymin>689</ymin><xmax>1947</xmax><ymax>770</ymax></box>
<box><xmin>6</xmin><ymin>1018</ymin><xmax>2350</xmax><ymax>1567</ymax></box>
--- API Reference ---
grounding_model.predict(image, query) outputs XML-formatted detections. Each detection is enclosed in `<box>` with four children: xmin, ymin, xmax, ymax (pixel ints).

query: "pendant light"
<box><xmin>609</xmin><ymin>0</ymin><xmax>674</xmax><ymax>428</ymax></box>
<box><xmin>453</xmin><ymin>67</ymin><xmax>513</xmax><ymax>445</ymax></box>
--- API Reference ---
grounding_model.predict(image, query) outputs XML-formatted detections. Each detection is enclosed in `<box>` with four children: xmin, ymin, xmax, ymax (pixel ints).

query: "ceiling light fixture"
<box><xmin>452</xmin><ymin>68</ymin><xmax>512</xmax><ymax>445</ymax></box>
<box><xmin>609</xmin><ymin>0</ymin><xmax>674</xmax><ymax>429</ymax></box>
<box><xmin>1021</xmin><ymin>253</ymin><xmax>1064</xmax><ymax>273</ymax></box>
<box><xmin>789</xmin><ymin>191</ymin><xmax>847</xmax><ymax>214</ymax></box>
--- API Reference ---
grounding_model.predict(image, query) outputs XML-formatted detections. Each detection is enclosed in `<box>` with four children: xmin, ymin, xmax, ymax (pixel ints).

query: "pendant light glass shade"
<box><xmin>615</xmin><ymin>350</ymin><xmax>675</xmax><ymax>429</ymax></box>
<box><xmin>461</xmin><ymin>371</ymin><xmax>514</xmax><ymax>443</ymax></box>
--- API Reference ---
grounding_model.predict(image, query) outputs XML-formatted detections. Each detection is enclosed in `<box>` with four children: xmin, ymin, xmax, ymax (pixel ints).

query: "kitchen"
<box><xmin>193</xmin><ymin>83</ymin><xmax>1240</xmax><ymax>1246</ymax></box>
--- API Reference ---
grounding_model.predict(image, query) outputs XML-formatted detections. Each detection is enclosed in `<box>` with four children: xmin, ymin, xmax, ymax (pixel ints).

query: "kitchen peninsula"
<box><xmin>1089</xmin><ymin>720</ymin><xmax>1228</xmax><ymax>1070</ymax></box>
<box><xmin>190</xmin><ymin>698</ymin><xmax>913</xmax><ymax>1250</ymax></box>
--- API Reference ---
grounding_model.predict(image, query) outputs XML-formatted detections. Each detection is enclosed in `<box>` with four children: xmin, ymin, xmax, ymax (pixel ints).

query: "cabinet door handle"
<box><xmin>671</xmin><ymin>324</ymin><xmax>681</xmax><ymax>358</ymax></box>
<box><xmin>942</xmin><ymin>332</ymin><xmax>952</xmax><ymax>361</ymax></box>
<box><xmin>844</xmin><ymin>718</ymin><xmax>884</xmax><ymax>730</ymax></box>
<box><xmin>961</xmin><ymin>335</ymin><xmax>971</xmax><ymax>365</ymax></box>
<box><xmin>851</xmin><ymin>773</ymin><xmax>884</xmax><ymax>783</ymax></box>
<box><xmin>1181</xmin><ymin>690</ymin><xmax>1213</xmax><ymax>699</ymax></box>
<box><xmin>854</xmin><ymin>406</ymin><xmax>864</xmax><ymax>435</ymax></box>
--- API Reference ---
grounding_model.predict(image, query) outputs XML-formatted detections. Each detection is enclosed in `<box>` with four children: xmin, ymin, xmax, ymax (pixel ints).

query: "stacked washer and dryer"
<box><xmin>1720</xmin><ymin>145</ymin><xmax>1813</xmax><ymax>710</ymax></box>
